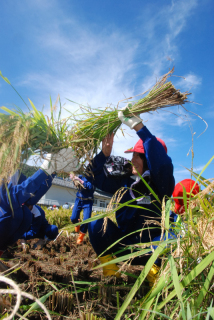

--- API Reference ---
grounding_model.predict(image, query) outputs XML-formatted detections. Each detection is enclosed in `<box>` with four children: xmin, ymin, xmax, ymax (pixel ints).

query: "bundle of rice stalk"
<box><xmin>0</xmin><ymin>71</ymin><xmax>96</xmax><ymax>183</ymax></box>
<box><xmin>0</xmin><ymin>68</ymin><xmax>190</xmax><ymax>184</ymax></box>
<box><xmin>0</xmin><ymin>96</ymin><xmax>73</xmax><ymax>183</ymax></box>
<box><xmin>68</xmin><ymin>68</ymin><xmax>191</xmax><ymax>156</ymax></box>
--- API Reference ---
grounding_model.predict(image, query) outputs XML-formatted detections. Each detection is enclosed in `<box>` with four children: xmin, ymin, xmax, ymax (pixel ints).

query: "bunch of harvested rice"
<box><xmin>69</xmin><ymin>68</ymin><xmax>190</xmax><ymax>155</ymax></box>
<box><xmin>0</xmin><ymin>68</ymin><xmax>190</xmax><ymax>184</ymax></box>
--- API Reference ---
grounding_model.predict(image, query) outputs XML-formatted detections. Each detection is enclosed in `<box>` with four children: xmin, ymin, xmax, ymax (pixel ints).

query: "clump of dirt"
<box><xmin>1</xmin><ymin>234</ymin><xmax>146</xmax><ymax>319</ymax></box>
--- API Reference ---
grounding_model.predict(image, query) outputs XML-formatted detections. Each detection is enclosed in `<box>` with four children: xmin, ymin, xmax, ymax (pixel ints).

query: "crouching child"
<box><xmin>21</xmin><ymin>204</ymin><xmax>58</xmax><ymax>249</ymax></box>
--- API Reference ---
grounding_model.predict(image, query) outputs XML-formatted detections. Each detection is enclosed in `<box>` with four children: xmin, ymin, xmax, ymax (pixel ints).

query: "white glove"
<box><xmin>70</xmin><ymin>173</ymin><xmax>75</xmax><ymax>180</ymax></box>
<box><xmin>33</xmin><ymin>236</ymin><xmax>48</xmax><ymax>249</ymax></box>
<box><xmin>31</xmin><ymin>205</ymin><xmax>41</xmax><ymax>218</ymax></box>
<box><xmin>70</xmin><ymin>174</ymin><xmax>84</xmax><ymax>184</ymax></box>
<box><xmin>40</xmin><ymin>148</ymin><xmax>81</xmax><ymax>175</ymax></box>
<box><xmin>75</xmin><ymin>177</ymin><xmax>84</xmax><ymax>184</ymax></box>
<box><xmin>20</xmin><ymin>239</ymin><xmax>26</xmax><ymax>251</ymax></box>
<box><xmin>118</xmin><ymin>103</ymin><xmax>142</xmax><ymax>129</ymax></box>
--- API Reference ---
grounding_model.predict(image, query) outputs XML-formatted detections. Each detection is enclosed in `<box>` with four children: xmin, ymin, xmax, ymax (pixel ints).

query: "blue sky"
<box><xmin>0</xmin><ymin>0</ymin><xmax>213</xmax><ymax>184</ymax></box>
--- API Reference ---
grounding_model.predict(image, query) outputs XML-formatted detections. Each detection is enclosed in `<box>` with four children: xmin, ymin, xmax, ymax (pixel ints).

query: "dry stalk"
<box><xmin>102</xmin><ymin>187</ymin><xmax>127</xmax><ymax>234</ymax></box>
<box><xmin>160</xmin><ymin>197</ymin><xmax>166</xmax><ymax>241</ymax></box>
<box><xmin>0</xmin><ymin>275</ymin><xmax>51</xmax><ymax>320</ymax></box>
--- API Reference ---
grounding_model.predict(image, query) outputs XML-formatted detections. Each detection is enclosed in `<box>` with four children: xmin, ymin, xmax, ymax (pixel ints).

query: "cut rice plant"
<box><xmin>68</xmin><ymin>68</ymin><xmax>190</xmax><ymax>155</ymax></box>
<box><xmin>0</xmin><ymin>68</ymin><xmax>190</xmax><ymax>184</ymax></box>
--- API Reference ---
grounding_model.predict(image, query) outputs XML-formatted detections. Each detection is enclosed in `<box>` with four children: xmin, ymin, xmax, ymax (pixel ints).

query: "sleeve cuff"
<box><xmin>136</xmin><ymin>125</ymin><xmax>153</xmax><ymax>142</ymax></box>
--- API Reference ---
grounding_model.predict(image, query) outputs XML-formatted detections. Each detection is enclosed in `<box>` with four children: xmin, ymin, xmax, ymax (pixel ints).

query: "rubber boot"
<box><xmin>99</xmin><ymin>254</ymin><xmax>121</xmax><ymax>278</ymax></box>
<box><xmin>76</xmin><ymin>232</ymin><xmax>85</xmax><ymax>244</ymax></box>
<box><xmin>146</xmin><ymin>264</ymin><xmax>160</xmax><ymax>287</ymax></box>
<box><xmin>75</xmin><ymin>225</ymin><xmax>80</xmax><ymax>233</ymax></box>
<box><xmin>75</xmin><ymin>219</ymin><xmax>81</xmax><ymax>233</ymax></box>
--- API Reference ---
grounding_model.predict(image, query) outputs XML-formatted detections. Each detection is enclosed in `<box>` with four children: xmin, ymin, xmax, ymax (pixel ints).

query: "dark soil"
<box><xmin>0</xmin><ymin>234</ymin><xmax>147</xmax><ymax>319</ymax></box>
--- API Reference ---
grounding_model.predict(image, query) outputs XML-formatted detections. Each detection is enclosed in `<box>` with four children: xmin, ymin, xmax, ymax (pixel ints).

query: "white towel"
<box><xmin>31</xmin><ymin>205</ymin><xmax>41</xmax><ymax>218</ymax></box>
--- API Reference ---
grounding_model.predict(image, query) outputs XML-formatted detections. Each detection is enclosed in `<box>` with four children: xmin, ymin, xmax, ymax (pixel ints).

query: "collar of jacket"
<box><xmin>129</xmin><ymin>170</ymin><xmax>151</xmax><ymax>200</ymax></box>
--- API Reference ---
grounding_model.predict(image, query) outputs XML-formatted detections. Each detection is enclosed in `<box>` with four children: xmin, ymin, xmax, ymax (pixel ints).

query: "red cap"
<box><xmin>124</xmin><ymin>138</ymin><xmax>167</xmax><ymax>154</ymax></box>
<box><xmin>53</xmin><ymin>205</ymin><xmax>57</xmax><ymax>207</ymax></box>
<box><xmin>172</xmin><ymin>179</ymin><xmax>199</xmax><ymax>214</ymax></box>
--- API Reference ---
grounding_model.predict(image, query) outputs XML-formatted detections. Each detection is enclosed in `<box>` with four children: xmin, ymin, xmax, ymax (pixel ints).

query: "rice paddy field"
<box><xmin>1</xmin><ymin>177</ymin><xmax>214</xmax><ymax>320</ymax></box>
<box><xmin>0</xmin><ymin>222</ymin><xmax>144</xmax><ymax>320</ymax></box>
<box><xmin>1</xmin><ymin>70</ymin><xmax>214</xmax><ymax>319</ymax></box>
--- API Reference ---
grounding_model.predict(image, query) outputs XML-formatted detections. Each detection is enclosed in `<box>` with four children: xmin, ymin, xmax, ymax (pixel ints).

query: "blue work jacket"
<box><xmin>76</xmin><ymin>175</ymin><xmax>94</xmax><ymax>199</ymax></box>
<box><xmin>90</xmin><ymin>126</ymin><xmax>175</xmax><ymax>239</ymax></box>
<box><xmin>0</xmin><ymin>169</ymin><xmax>55</xmax><ymax>250</ymax></box>
<box><xmin>22</xmin><ymin>205</ymin><xmax>50</xmax><ymax>240</ymax></box>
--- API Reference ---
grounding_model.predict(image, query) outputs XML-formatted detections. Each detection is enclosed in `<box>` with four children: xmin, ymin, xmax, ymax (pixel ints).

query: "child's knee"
<box><xmin>46</xmin><ymin>225</ymin><xmax>58</xmax><ymax>240</ymax></box>
<box><xmin>88</xmin><ymin>219</ymin><xmax>104</xmax><ymax>237</ymax></box>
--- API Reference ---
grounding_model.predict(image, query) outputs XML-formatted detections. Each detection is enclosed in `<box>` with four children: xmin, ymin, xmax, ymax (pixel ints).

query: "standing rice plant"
<box><xmin>45</xmin><ymin>207</ymin><xmax>71</xmax><ymax>229</ymax></box>
<box><xmin>88</xmin><ymin>156</ymin><xmax>214</xmax><ymax>319</ymax></box>
<box><xmin>112</xmin><ymin>158</ymin><xmax>214</xmax><ymax>320</ymax></box>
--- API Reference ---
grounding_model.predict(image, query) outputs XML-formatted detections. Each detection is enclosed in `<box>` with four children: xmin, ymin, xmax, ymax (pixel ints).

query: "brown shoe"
<box><xmin>76</xmin><ymin>232</ymin><xmax>85</xmax><ymax>245</ymax></box>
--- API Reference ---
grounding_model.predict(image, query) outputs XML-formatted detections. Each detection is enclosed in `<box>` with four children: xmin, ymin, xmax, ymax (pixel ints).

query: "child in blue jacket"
<box><xmin>70</xmin><ymin>174</ymin><xmax>94</xmax><ymax>244</ymax></box>
<box><xmin>21</xmin><ymin>204</ymin><xmax>58</xmax><ymax>248</ymax></box>
<box><xmin>88</xmin><ymin>105</ymin><xmax>175</xmax><ymax>282</ymax></box>
<box><xmin>0</xmin><ymin>148</ymin><xmax>80</xmax><ymax>257</ymax></box>
<box><xmin>0</xmin><ymin>170</ymin><xmax>55</xmax><ymax>256</ymax></box>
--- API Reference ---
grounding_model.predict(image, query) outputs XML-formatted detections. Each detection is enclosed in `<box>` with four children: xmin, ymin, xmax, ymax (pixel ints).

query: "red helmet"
<box><xmin>124</xmin><ymin>137</ymin><xmax>167</xmax><ymax>154</ymax></box>
<box><xmin>172</xmin><ymin>179</ymin><xmax>199</xmax><ymax>214</ymax></box>
<box><xmin>53</xmin><ymin>205</ymin><xmax>57</xmax><ymax>208</ymax></box>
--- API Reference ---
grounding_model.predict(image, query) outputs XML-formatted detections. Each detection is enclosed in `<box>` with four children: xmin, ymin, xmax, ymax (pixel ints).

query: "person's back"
<box><xmin>0</xmin><ymin>170</ymin><xmax>55</xmax><ymax>255</ymax></box>
<box><xmin>62</xmin><ymin>203</ymin><xmax>69</xmax><ymax>209</ymax></box>
<box><xmin>0</xmin><ymin>147</ymin><xmax>81</xmax><ymax>256</ymax></box>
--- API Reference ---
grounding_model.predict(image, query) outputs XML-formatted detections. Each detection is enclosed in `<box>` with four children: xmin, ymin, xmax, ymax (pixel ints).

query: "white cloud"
<box><xmin>13</xmin><ymin>0</ymin><xmax>200</xmax><ymax>156</ymax></box>
<box><xmin>17</xmin><ymin>20</ymin><xmax>138</xmax><ymax>117</ymax></box>
<box><xmin>168</xmin><ymin>0</ymin><xmax>198</xmax><ymax>38</ymax></box>
<box><xmin>175</xmin><ymin>73</ymin><xmax>202</xmax><ymax>92</ymax></box>
<box><xmin>136</xmin><ymin>0</ymin><xmax>198</xmax><ymax>89</ymax></box>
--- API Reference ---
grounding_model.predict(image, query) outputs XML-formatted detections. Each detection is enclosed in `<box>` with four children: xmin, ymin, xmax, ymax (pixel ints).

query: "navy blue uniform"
<box><xmin>88</xmin><ymin>126</ymin><xmax>175</xmax><ymax>264</ymax></box>
<box><xmin>22</xmin><ymin>205</ymin><xmax>58</xmax><ymax>240</ymax></box>
<box><xmin>70</xmin><ymin>175</ymin><xmax>94</xmax><ymax>234</ymax></box>
<box><xmin>0</xmin><ymin>169</ymin><xmax>55</xmax><ymax>251</ymax></box>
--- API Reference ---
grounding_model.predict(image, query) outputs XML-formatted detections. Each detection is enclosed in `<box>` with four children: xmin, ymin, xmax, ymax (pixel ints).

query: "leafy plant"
<box><xmin>106</xmin><ymin>157</ymin><xmax>214</xmax><ymax>320</ymax></box>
